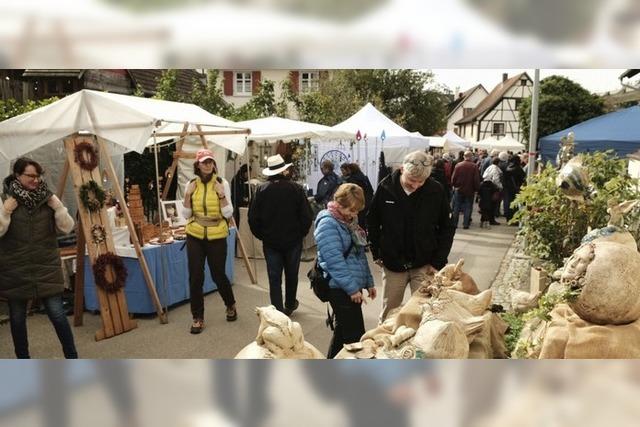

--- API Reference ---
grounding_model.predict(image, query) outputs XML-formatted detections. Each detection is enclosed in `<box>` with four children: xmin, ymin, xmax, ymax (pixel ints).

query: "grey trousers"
<box><xmin>379</xmin><ymin>265</ymin><xmax>430</xmax><ymax>323</ymax></box>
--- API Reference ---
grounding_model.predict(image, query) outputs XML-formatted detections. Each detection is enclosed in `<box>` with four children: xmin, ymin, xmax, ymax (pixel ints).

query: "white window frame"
<box><xmin>492</xmin><ymin>122</ymin><xmax>505</xmax><ymax>136</ymax></box>
<box><xmin>234</xmin><ymin>71</ymin><xmax>252</xmax><ymax>96</ymax></box>
<box><xmin>300</xmin><ymin>70</ymin><xmax>320</xmax><ymax>93</ymax></box>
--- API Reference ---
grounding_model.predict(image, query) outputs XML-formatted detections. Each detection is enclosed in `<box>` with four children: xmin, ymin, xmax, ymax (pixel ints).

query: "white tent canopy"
<box><xmin>426</xmin><ymin>131</ymin><xmax>469</xmax><ymax>153</ymax></box>
<box><xmin>326</xmin><ymin>103</ymin><xmax>429</xmax><ymax>188</ymax></box>
<box><xmin>236</xmin><ymin>116</ymin><xmax>354</xmax><ymax>142</ymax></box>
<box><xmin>0</xmin><ymin>89</ymin><xmax>250</xmax><ymax>161</ymax></box>
<box><xmin>471</xmin><ymin>135</ymin><xmax>525</xmax><ymax>152</ymax></box>
<box><xmin>332</xmin><ymin>102</ymin><xmax>429</xmax><ymax>149</ymax></box>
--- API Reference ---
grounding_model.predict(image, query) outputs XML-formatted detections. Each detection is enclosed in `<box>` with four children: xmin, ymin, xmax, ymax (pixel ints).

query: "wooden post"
<box><xmin>64</xmin><ymin>134</ymin><xmax>138</xmax><ymax>340</ymax></box>
<box><xmin>97</xmin><ymin>136</ymin><xmax>168</xmax><ymax>324</ymax></box>
<box><xmin>73</xmin><ymin>215</ymin><xmax>86</xmax><ymax>327</ymax></box>
<box><xmin>230</xmin><ymin>217</ymin><xmax>257</xmax><ymax>284</ymax></box>
<box><xmin>161</xmin><ymin>123</ymin><xmax>189</xmax><ymax>200</ymax></box>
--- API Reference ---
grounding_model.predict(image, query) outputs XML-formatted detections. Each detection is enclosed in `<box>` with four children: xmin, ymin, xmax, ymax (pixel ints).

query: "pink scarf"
<box><xmin>327</xmin><ymin>201</ymin><xmax>368</xmax><ymax>247</ymax></box>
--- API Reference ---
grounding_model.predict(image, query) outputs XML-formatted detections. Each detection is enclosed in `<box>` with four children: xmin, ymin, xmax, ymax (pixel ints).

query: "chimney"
<box><xmin>458</xmin><ymin>92</ymin><xmax>463</xmax><ymax>99</ymax></box>
<box><xmin>502</xmin><ymin>73</ymin><xmax>508</xmax><ymax>83</ymax></box>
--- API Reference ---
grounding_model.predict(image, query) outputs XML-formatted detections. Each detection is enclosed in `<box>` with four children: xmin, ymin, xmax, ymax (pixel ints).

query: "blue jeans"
<box><xmin>8</xmin><ymin>294</ymin><xmax>78</xmax><ymax>359</ymax></box>
<box><xmin>452</xmin><ymin>191</ymin><xmax>474</xmax><ymax>228</ymax></box>
<box><xmin>263</xmin><ymin>242</ymin><xmax>303</xmax><ymax>312</ymax></box>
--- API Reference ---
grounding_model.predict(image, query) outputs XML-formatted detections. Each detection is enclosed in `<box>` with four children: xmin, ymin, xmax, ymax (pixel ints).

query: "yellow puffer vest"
<box><xmin>185</xmin><ymin>177</ymin><xmax>229</xmax><ymax>240</ymax></box>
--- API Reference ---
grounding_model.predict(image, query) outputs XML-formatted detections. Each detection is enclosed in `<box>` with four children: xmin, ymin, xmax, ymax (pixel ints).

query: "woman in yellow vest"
<box><xmin>183</xmin><ymin>149</ymin><xmax>237</xmax><ymax>334</ymax></box>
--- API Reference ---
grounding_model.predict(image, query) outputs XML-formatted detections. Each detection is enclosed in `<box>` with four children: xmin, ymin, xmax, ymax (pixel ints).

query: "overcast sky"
<box><xmin>431</xmin><ymin>69</ymin><xmax>627</xmax><ymax>95</ymax></box>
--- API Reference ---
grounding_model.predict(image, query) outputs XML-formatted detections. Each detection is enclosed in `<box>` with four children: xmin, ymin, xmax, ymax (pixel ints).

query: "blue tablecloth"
<box><xmin>84</xmin><ymin>229</ymin><xmax>235</xmax><ymax>314</ymax></box>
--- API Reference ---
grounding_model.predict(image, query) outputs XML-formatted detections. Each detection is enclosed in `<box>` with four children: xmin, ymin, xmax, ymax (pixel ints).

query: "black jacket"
<box><xmin>367</xmin><ymin>170</ymin><xmax>455</xmax><ymax>272</ymax></box>
<box><xmin>314</xmin><ymin>172</ymin><xmax>342</xmax><ymax>206</ymax></box>
<box><xmin>248</xmin><ymin>175</ymin><xmax>312</xmax><ymax>249</ymax></box>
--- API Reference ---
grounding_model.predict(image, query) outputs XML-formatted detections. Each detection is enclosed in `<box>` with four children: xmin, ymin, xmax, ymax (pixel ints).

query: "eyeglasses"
<box><xmin>21</xmin><ymin>173</ymin><xmax>41</xmax><ymax>180</ymax></box>
<box><xmin>404</xmin><ymin>159</ymin><xmax>432</xmax><ymax>167</ymax></box>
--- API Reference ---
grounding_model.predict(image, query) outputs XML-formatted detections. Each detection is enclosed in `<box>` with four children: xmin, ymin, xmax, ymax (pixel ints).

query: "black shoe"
<box><xmin>190</xmin><ymin>319</ymin><xmax>204</xmax><ymax>334</ymax></box>
<box><xmin>226</xmin><ymin>305</ymin><xmax>238</xmax><ymax>322</ymax></box>
<box><xmin>463</xmin><ymin>225</ymin><xmax>470</xmax><ymax>229</ymax></box>
<box><xmin>284</xmin><ymin>300</ymin><xmax>299</xmax><ymax>316</ymax></box>
<box><xmin>489</xmin><ymin>221</ymin><xmax>500</xmax><ymax>225</ymax></box>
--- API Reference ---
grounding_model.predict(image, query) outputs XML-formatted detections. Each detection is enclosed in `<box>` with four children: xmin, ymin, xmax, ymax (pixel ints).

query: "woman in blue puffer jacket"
<box><xmin>314</xmin><ymin>183</ymin><xmax>376</xmax><ymax>358</ymax></box>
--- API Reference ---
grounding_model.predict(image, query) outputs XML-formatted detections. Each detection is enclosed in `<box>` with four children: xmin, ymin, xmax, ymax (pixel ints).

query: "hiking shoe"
<box><xmin>226</xmin><ymin>305</ymin><xmax>238</xmax><ymax>322</ymax></box>
<box><xmin>190</xmin><ymin>319</ymin><xmax>204</xmax><ymax>334</ymax></box>
<box><xmin>284</xmin><ymin>300</ymin><xmax>299</xmax><ymax>316</ymax></box>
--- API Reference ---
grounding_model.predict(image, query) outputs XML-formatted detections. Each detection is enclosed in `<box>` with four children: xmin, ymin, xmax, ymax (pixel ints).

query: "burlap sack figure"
<box><xmin>562</xmin><ymin>241</ymin><xmax>640</xmax><ymax>325</ymax></box>
<box><xmin>539</xmin><ymin>304</ymin><xmax>640</xmax><ymax>359</ymax></box>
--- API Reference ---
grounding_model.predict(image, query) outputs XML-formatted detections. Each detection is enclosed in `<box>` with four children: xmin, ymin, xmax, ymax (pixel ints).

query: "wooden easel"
<box><xmin>159</xmin><ymin>125</ymin><xmax>257</xmax><ymax>284</ymax></box>
<box><xmin>62</xmin><ymin>134</ymin><xmax>167</xmax><ymax>341</ymax></box>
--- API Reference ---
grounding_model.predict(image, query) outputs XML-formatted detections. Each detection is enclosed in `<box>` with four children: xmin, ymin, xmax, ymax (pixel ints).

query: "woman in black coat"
<box><xmin>341</xmin><ymin>163</ymin><xmax>374</xmax><ymax>231</ymax></box>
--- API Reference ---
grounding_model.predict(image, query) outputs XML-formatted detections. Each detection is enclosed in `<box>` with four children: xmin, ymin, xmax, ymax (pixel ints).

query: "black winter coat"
<box><xmin>248</xmin><ymin>175</ymin><xmax>313</xmax><ymax>249</ymax></box>
<box><xmin>0</xmin><ymin>180</ymin><xmax>64</xmax><ymax>300</ymax></box>
<box><xmin>345</xmin><ymin>170</ymin><xmax>374</xmax><ymax>229</ymax></box>
<box><xmin>367</xmin><ymin>170</ymin><xmax>455</xmax><ymax>272</ymax></box>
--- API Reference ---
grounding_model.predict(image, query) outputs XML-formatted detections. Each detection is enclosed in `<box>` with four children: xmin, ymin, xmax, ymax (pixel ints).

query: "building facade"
<box><xmin>446</xmin><ymin>84</ymin><xmax>488</xmax><ymax>134</ymax></box>
<box><xmin>455</xmin><ymin>72</ymin><xmax>532</xmax><ymax>143</ymax></box>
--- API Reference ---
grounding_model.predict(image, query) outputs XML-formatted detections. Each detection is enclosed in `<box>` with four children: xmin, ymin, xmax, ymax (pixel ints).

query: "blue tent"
<box><xmin>539</xmin><ymin>106</ymin><xmax>640</xmax><ymax>163</ymax></box>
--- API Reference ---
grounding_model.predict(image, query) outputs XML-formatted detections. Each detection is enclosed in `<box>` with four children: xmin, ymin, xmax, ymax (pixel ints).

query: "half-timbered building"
<box><xmin>455</xmin><ymin>72</ymin><xmax>532</xmax><ymax>143</ymax></box>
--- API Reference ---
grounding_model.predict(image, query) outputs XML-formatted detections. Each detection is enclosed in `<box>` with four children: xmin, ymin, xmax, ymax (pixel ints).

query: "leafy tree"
<box><xmin>0</xmin><ymin>97</ymin><xmax>59</xmax><ymax>121</ymax></box>
<box><xmin>231</xmin><ymin>79</ymin><xmax>288</xmax><ymax>121</ymax></box>
<box><xmin>153</xmin><ymin>69</ymin><xmax>184</xmax><ymax>102</ymax></box>
<box><xmin>288</xmin><ymin>70</ymin><xmax>450</xmax><ymax>134</ymax></box>
<box><xmin>190</xmin><ymin>69</ymin><xmax>233</xmax><ymax>117</ymax></box>
<box><xmin>519</xmin><ymin>75</ymin><xmax>605</xmax><ymax>144</ymax></box>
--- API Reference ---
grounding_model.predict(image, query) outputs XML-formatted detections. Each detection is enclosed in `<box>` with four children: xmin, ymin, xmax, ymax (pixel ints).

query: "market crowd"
<box><xmin>2</xmin><ymin>146</ymin><xmax>522</xmax><ymax>359</ymax></box>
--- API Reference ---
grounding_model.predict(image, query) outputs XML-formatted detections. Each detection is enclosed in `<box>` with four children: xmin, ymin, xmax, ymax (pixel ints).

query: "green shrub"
<box><xmin>512</xmin><ymin>151</ymin><xmax>640</xmax><ymax>269</ymax></box>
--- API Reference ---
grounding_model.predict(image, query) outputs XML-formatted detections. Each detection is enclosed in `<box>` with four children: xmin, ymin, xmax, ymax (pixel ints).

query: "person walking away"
<box><xmin>368</xmin><ymin>151</ymin><xmax>455</xmax><ymax>323</ymax></box>
<box><xmin>431</xmin><ymin>159</ymin><xmax>452</xmax><ymax>203</ymax></box>
<box><xmin>249</xmin><ymin>155</ymin><xmax>313</xmax><ymax>315</ymax></box>
<box><xmin>342</xmin><ymin>163</ymin><xmax>374</xmax><ymax>231</ymax></box>
<box><xmin>482</xmin><ymin>157</ymin><xmax>503</xmax><ymax>226</ymax></box>
<box><xmin>504</xmin><ymin>155</ymin><xmax>526</xmax><ymax>222</ymax></box>
<box><xmin>230</xmin><ymin>164</ymin><xmax>250</xmax><ymax>229</ymax></box>
<box><xmin>314</xmin><ymin>160</ymin><xmax>342</xmax><ymax>207</ymax></box>
<box><xmin>451</xmin><ymin>151</ymin><xmax>480</xmax><ymax>229</ymax></box>
<box><xmin>315</xmin><ymin>184</ymin><xmax>376</xmax><ymax>358</ymax></box>
<box><xmin>0</xmin><ymin>157</ymin><xmax>78</xmax><ymax>358</ymax></box>
<box><xmin>183</xmin><ymin>150</ymin><xmax>237</xmax><ymax>334</ymax></box>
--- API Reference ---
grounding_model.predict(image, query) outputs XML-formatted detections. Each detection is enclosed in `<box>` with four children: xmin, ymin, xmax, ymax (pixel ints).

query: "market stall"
<box><xmin>0</xmin><ymin>89</ymin><xmax>250</xmax><ymax>339</ymax></box>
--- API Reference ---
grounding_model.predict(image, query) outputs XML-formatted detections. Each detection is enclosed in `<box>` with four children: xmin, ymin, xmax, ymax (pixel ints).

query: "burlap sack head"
<box><xmin>564</xmin><ymin>241</ymin><xmax>640</xmax><ymax>325</ymax></box>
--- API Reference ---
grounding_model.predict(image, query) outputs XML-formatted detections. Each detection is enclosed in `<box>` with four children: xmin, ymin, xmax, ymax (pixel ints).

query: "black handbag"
<box><xmin>308</xmin><ymin>243</ymin><xmax>354</xmax><ymax>302</ymax></box>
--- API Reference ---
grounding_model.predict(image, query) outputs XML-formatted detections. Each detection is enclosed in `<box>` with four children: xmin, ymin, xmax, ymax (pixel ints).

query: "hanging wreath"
<box><xmin>73</xmin><ymin>141</ymin><xmax>100</xmax><ymax>171</ymax></box>
<box><xmin>79</xmin><ymin>180</ymin><xmax>106</xmax><ymax>212</ymax></box>
<box><xmin>90</xmin><ymin>224</ymin><xmax>106</xmax><ymax>245</ymax></box>
<box><xmin>93</xmin><ymin>252</ymin><xmax>127</xmax><ymax>293</ymax></box>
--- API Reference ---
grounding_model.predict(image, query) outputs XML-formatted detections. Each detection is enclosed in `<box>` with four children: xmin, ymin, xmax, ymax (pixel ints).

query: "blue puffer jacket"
<box><xmin>314</xmin><ymin>210</ymin><xmax>374</xmax><ymax>296</ymax></box>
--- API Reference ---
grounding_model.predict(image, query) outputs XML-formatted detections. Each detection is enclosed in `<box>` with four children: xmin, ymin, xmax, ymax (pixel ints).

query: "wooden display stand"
<box><xmin>62</xmin><ymin>134</ymin><xmax>167</xmax><ymax>341</ymax></box>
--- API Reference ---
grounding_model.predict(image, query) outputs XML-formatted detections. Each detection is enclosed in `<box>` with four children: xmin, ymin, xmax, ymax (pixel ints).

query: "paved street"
<box><xmin>0</xmin><ymin>210</ymin><xmax>516</xmax><ymax>359</ymax></box>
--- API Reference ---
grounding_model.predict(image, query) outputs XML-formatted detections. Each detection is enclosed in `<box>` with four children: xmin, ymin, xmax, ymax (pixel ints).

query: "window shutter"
<box><xmin>223</xmin><ymin>71</ymin><xmax>233</xmax><ymax>96</ymax></box>
<box><xmin>251</xmin><ymin>71</ymin><xmax>261</xmax><ymax>94</ymax></box>
<box><xmin>290</xmin><ymin>70</ymin><xmax>299</xmax><ymax>94</ymax></box>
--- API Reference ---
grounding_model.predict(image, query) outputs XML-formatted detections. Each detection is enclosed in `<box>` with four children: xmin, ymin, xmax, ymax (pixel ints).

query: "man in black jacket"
<box><xmin>249</xmin><ymin>155</ymin><xmax>313</xmax><ymax>315</ymax></box>
<box><xmin>367</xmin><ymin>151</ymin><xmax>455</xmax><ymax>322</ymax></box>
